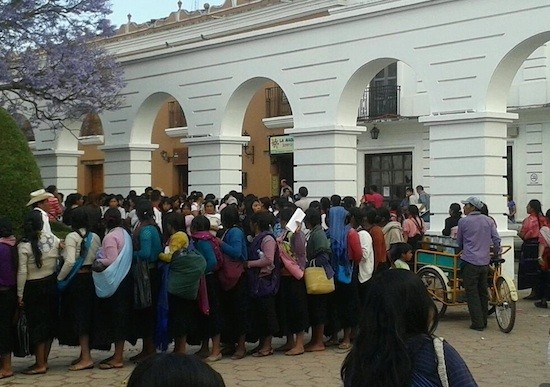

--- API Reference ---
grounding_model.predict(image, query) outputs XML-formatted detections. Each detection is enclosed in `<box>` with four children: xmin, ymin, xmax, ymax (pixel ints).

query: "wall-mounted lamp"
<box><xmin>242</xmin><ymin>131</ymin><xmax>255</xmax><ymax>164</ymax></box>
<box><xmin>160</xmin><ymin>150</ymin><xmax>177</xmax><ymax>163</ymax></box>
<box><xmin>370</xmin><ymin>126</ymin><xmax>380</xmax><ymax>140</ymax></box>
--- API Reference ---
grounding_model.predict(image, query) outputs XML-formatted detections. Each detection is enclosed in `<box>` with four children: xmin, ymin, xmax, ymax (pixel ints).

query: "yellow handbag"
<box><xmin>304</xmin><ymin>259</ymin><xmax>335</xmax><ymax>295</ymax></box>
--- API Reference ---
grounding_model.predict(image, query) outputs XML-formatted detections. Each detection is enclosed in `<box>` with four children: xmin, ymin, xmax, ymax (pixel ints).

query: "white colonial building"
<box><xmin>29</xmin><ymin>0</ymin><xmax>550</xmax><ymax>274</ymax></box>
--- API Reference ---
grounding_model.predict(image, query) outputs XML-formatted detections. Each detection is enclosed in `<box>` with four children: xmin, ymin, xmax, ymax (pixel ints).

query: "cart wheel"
<box><xmin>418</xmin><ymin>267</ymin><xmax>448</xmax><ymax>318</ymax></box>
<box><xmin>494</xmin><ymin>276</ymin><xmax>516</xmax><ymax>333</ymax></box>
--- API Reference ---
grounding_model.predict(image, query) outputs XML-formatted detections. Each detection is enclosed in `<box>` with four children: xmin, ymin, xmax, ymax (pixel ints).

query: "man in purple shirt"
<box><xmin>457</xmin><ymin>196</ymin><xmax>501</xmax><ymax>331</ymax></box>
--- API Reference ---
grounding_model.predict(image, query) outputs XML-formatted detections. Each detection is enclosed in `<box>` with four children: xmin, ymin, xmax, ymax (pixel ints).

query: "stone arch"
<box><xmin>486</xmin><ymin>32</ymin><xmax>550</xmax><ymax>113</ymax></box>
<box><xmin>80</xmin><ymin>112</ymin><xmax>104</xmax><ymax>136</ymax></box>
<box><xmin>337</xmin><ymin>58</ymin><xmax>422</xmax><ymax>126</ymax></box>
<box><xmin>220</xmin><ymin>76</ymin><xmax>294</xmax><ymax>137</ymax></box>
<box><xmin>130</xmin><ymin>92</ymin><xmax>187</xmax><ymax>144</ymax></box>
<box><xmin>11</xmin><ymin>113</ymin><xmax>35</xmax><ymax>141</ymax></box>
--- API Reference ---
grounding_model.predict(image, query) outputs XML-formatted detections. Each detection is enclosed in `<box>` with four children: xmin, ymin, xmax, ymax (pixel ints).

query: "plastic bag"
<box><xmin>13</xmin><ymin>309</ymin><xmax>30</xmax><ymax>358</ymax></box>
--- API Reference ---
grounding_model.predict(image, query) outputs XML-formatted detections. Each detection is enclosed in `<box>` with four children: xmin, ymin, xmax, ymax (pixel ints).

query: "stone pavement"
<box><xmin>5</xmin><ymin>289</ymin><xmax>550</xmax><ymax>387</ymax></box>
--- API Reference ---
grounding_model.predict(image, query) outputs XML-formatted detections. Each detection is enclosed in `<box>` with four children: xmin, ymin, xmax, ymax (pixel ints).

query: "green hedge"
<box><xmin>0</xmin><ymin>108</ymin><xmax>44</xmax><ymax>236</ymax></box>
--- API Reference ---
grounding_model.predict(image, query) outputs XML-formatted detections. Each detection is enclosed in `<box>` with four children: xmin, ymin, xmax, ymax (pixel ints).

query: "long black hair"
<box><xmin>22</xmin><ymin>210</ymin><xmax>44</xmax><ymax>268</ymax></box>
<box><xmin>70</xmin><ymin>206</ymin><xmax>90</xmax><ymax>257</ymax></box>
<box><xmin>127</xmin><ymin>353</ymin><xmax>225</xmax><ymax>387</ymax></box>
<box><xmin>341</xmin><ymin>269</ymin><xmax>439</xmax><ymax>387</ymax></box>
<box><xmin>220</xmin><ymin>205</ymin><xmax>241</xmax><ymax>230</ymax></box>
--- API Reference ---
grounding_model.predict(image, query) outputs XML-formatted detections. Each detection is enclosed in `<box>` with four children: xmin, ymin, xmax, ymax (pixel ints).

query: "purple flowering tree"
<box><xmin>0</xmin><ymin>0</ymin><xmax>125</xmax><ymax>126</ymax></box>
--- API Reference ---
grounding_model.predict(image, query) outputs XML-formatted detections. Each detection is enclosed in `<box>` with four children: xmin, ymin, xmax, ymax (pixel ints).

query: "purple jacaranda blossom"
<box><xmin>0</xmin><ymin>0</ymin><xmax>125</xmax><ymax>127</ymax></box>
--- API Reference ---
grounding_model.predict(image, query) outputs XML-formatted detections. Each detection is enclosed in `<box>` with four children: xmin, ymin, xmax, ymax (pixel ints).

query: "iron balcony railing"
<box><xmin>358</xmin><ymin>84</ymin><xmax>400</xmax><ymax>120</ymax></box>
<box><xmin>265</xmin><ymin>84</ymin><xmax>400</xmax><ymax>119</ymax></box>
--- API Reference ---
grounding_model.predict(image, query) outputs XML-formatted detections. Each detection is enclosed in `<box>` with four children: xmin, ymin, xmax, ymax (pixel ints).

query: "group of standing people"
<box><xmin>0</xmin><ymin>184</ymin><xmax>479</xmax><ymax>386</ymax></box>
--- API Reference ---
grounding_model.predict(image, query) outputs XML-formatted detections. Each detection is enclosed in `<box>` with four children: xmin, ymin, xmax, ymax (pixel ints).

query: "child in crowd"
<box><xmin>389</xmin><ymin>242</ymin><xmax>413</xmax><ymax>270</ymax></box>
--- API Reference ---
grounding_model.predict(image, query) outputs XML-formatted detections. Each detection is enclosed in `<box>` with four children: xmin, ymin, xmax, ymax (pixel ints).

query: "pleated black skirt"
<box><xmin>23</xmin><ymin>274</ymin><xmax>58</xmax><ymax>349</ymax></box>
<box><xmin>58</xmin><ymin>272</ymin><xmax>95</xmax><ymax>346</ymax></box>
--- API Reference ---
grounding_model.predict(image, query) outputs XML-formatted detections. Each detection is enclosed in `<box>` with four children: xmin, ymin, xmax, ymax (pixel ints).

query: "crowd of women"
<box><xmin>0</xmin><ymin>186</ymin><xmax>479</xmax><ymax>386</ymax></box>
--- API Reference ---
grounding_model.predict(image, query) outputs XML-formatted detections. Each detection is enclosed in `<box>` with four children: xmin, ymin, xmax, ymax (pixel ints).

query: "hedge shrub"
<box><xmin>0</xmin><ymin>108</ymin><xmax>44</xmax><ymax>235</ymax></box>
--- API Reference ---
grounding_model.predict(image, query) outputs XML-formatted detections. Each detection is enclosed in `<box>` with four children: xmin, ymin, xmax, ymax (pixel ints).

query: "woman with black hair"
<box><xmin>62</xmin><ymin>193</ymin><xmax>83</xmax><ymax>226</ymax></box>
<box><xmin>127</xmin><ymin>353</ymin><xmax>225</xmax><ymax>387</ymax></box>
<box><xmin>17</xmin><ymin>210</ymin><xmax>61</xmax><ymax>375</ymax></box>
<box><xmin>402</xmin><ymin>204</ymin><xmax>425</xmax><ymax>252</ymax></box>
<box><xmin>218</xmin><ymin>205</ymin><xmax>248</xmax><ymax>360</ymax></box>
<box><xmin>442</xmin><ymin>203</ymin><xmax>462</xmax><ymax>237</ymax></box>
<box><xmin>0</xmin><ymin>218</ymin><xmax>17</xmax><ymax>379</ymax></box>
<box><xmin>93</xmin><ymin>208</ymin><xmax>134</xmax><ymax>370</ymax></box>
<box><xmin>243</xmin><ymin>211</ymin><xmax>280</xmax><ymax>357</ymax></box>
<box><xmin>518</xmin><ymin>199</ymin><xmax>548</xmax><ymax>299</ymax></box>
<box><xmin>57</xmin><ymin>207</ymin><xmax>101</xmax><ymax>371</ymax></box>
<box><xmin>204</xmin><ymin>199</ymin><xmax>221</xmax><ymax>237</ymax></box>
<box><xmin>191</xmin><ymin>215</ymin><xmax>223</xmax><ymax>362</ymax></box>
<box><xmin>303</xmin><ymin>208</ymin><xmax>333</xmax><ymax>352</ymax></box>
<box><xmin>131</xmin><ymin>200</ymin><xmax>163</xmax><ymax>363</ymax></box>
<box><xmin>341</xmin><ymin>270</ymin><xmax>476</xmax><ymax>387</ymax></box>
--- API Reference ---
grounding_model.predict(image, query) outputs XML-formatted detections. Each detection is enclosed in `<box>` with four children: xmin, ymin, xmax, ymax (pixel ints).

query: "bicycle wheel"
<box><xmin>494</xmin><ymin>276</ymin><xmax>516</xmax><ymax>333</ymax></box>
<box><xmin>418</xmin><ymin>267</ymin><xmax>448</xmax><ymax>318</ymax></box>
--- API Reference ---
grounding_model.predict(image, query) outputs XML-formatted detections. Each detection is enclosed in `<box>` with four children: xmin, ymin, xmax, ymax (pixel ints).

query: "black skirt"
<box><xmin>307</xmin><ymin>293</ymin><xmax>329</xmax><ymax>327</ymax></box>
<box><xmin>132</xmin><ymin>266</ymin><xmax>161</xmax><ymax>340</ymax></box>
<box><xmin>518</xmin><ymin>239</ymin><xmax>539</xmax><ymax>290</ymax></box>
<box><xmin>92</xmin><ymin>271</ymin><xmax>135</xmax><ymax>349</ymax></box>
<box><xmin>0</xmin><ymin>288</ymin><xmax>17</xmax><ymax>355</ymax></box>
<box><xmin>191</xmin><ymin>273</ymin><xmax>222</xmax><ymax>343</ymax></box>
<box><xmin>247</xmin><ymin>295</ymin><xmax>279</xmax><ymax>342</ymax></box>
<box><xmin>23</xmin><ymin>274</ymin><xmax>58</xmax><ymax>349</ymax></box>
<box><xmin>168</xmin><ymin>293</ymin><xmax>199</xmax><ymax>339</ymax></box>
<box><xmin>335</xmin><ymin>267</ymin><xmax>360</xmax><ymax>329</ymax></box>
<box><xmin>276</xmin><ymin>276</ymin><xmax>309</xmax><ymax>336</ymax></box>
<box><xmin>219</xmin><ymin>274</ymin><xmax>248</xmax><ymax>343</ymax></box>
<box><xmin>58</xmin><ymin>272</ymin><xmax>95</xmax><ymax>346</ymax></box>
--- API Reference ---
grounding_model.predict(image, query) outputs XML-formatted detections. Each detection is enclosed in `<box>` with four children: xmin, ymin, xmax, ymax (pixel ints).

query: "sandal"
<box><xmin>69</xmin><ymin>363</ymin><xmax>94</xmax><ymax>371</ymax></box>
<box><xmin>98</xmin><ymin>362</ymin><xmax>124</xmax><ymax>370</ymax></box>
<box><xmin>22</xmin><ymin>368</ymin><xmax>47</xmax><ymax>375</ymax></box>
<box><xmin>231</xmin><ymin>352</ymin><xmax>246</xmax><ymax>360</ymax></box>
<box><xmin>0</xmin><ymin>373</ymin><xmax>14</xmax><ymax>380</ymax></box>
<box><xmin>252</xmin><ymin>348</ymin><xmax>273</xmax><ymax>357</ymax></box>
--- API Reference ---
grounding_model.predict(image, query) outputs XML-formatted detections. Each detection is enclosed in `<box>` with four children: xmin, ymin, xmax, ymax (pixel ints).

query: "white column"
<box><xmin>420</xmin><ymin>112</ymin><xmax>518</xmax><ymax>278</ymax></box>
<box><xmin>34</xmin><ymin>150</ymin><xmax>83</xmax><ymax>194</ymax></box>
<box><xmin>183</xmin><ymin>135</ymin><xmax>248</xmax><ymax>198</ymax></box>
<box><xmin>288</xmin><ymin>125</ymin><xmax>365</xmax><ymax>198</ymax></box>
<box><xmin>100</xmin><ymin>144</ymin><xmax>158</xmax><ymax>194</ymax></box>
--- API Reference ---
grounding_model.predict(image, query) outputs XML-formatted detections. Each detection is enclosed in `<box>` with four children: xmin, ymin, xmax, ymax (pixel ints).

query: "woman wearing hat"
<box><xmin>17</xmin><ymin>210</ymin><xmax>61</xmax><ymax>375</ymax></box>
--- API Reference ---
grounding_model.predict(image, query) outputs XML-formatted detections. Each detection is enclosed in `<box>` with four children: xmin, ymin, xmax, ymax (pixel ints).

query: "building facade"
<box><xmin>28</xmin><ymin>0</ymin><xmax>550</xmax><ymax>274</ymax></box>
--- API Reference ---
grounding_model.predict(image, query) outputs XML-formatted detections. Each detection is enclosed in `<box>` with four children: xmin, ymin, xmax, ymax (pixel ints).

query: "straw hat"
<box><xmin>26</xmin><ymin>189</ymin><xmax>54</xmax><ymax>206</ymax></box>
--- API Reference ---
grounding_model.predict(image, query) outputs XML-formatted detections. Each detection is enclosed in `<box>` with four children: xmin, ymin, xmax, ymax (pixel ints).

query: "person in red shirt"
<box><xmin>360</xmin><ymin>185</ymin><xmax>384</xmax><ymax>208</ymax></box>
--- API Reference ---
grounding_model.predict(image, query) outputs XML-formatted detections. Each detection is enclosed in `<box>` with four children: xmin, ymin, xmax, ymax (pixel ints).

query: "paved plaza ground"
<box><xmin>5</xmin><ymin>289</ymin><xmax>550</xmax><ymax>387</ymax></box>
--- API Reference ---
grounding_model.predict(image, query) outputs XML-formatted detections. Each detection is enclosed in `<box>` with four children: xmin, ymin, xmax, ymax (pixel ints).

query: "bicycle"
<box><xmin>415</xmin><ymin>244</ymin><xmax>517</xmax><ymax>333</ymax></box>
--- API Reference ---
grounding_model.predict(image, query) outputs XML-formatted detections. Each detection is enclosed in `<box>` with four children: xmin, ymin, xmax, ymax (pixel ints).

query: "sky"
<box><xmin>110</xmin><ymin>0</ymin><xmax>225</xmax><ymax>27</ymax></box>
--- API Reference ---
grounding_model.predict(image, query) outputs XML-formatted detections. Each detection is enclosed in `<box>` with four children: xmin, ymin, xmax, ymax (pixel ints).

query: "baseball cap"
<box><xmin>461</xmin><ymin>196</ymin><xmax>483</xmax><ymax>210</ymax></box>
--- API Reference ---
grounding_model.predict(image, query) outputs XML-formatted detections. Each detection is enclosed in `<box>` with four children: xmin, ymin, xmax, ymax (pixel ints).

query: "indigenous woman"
<box><xmin>303</xmin><ymin>208</ymin><xmax>333</xmax><ymax>352</ymax></box>
<box><xmin>218</xmin><ymin>205</ymin><xmax>248</xmax><ymax>360</ymax></box>
<box><xmin>402</xmin><ymin>204</ymin><xmax>425</xmax><ymax>252</ymax></box>
<box><xmin>275</xmin><ymin>207</ymin><xmax>308</xmax><ymax>356</ymax></box>
<box><xmin>57</xmin><ymin>207</ymin><xmax>101</xmax><ymax>371</ymax></box>
<box><xmin>131</xmin><ymin>201</ymin><xmax>163</xmax><ymax>362</ymax></box>
<box><xmin>92</xmin><ymin>208</ymin><xmax>133</xmax><ymax>370</ymax></box>
<box><xmin>518</xmin><ymin>199</ymin><xmax>548</xmax><ymax>299</ymax></box>
<box><xmin>442</xmin><ymin>203</ymin><xmax>462</xmax><ymax>238</ymax></box>
<box><xmin>0</xmin><ymin>218</ymin><xmax>17</xmax><ymax>379</ymax></box>
<box><xmin>204</xmin><ymin>199</ymin><xmax>221</xmax><ymax>237</ymax></box>
<box><xmin>341</xmin><ymin>270</ymin><xmax>476</xmax><ymax>387</ymax></box>
<box><xmin>244</xmin><ymin>211</ymin><xmax>279</xmax><ymax>357</ymax></box>
<box><xmin>162</xmin><ymin>212</ymin><xmax>204</xmax><ymax>355</ymax></box>
<box><xmin>17</xmin><ymin>210</ymin><xmax>61</xmax><ymax>375</ymax></box>
<box><xmin>191</xmin><ymin>216</ymin><xmax>223</xmax><ymax>362</ymax></box>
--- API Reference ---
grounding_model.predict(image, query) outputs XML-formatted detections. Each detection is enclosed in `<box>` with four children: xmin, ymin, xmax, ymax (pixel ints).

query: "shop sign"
<box><xmin>270</xmin><ymin>135</ymin><xmax>294</xmax><ymax>154</ymax></box>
